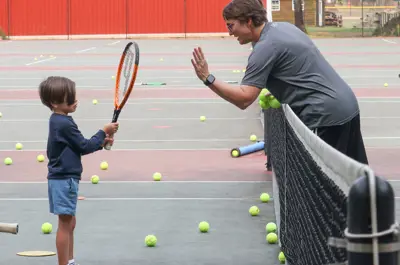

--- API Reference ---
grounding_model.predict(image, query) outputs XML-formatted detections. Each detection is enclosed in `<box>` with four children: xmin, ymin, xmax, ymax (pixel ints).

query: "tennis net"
<box><xmin>265</xmin><ymin>104</ymin><xmax>372</xmax><ymax>265</ymax></box>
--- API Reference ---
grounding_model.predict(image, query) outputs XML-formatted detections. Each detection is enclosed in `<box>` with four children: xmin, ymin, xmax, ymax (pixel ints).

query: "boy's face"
<box><xmin>52</xmin><ymin>99</ymin><xmax>78</xmax><ymax>115</ymax></box>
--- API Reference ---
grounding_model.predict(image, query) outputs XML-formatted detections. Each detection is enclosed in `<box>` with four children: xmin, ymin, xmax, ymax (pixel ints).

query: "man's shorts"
<box><xmin>48</xmin><ymin>178</ymin><xmax>79</xmax><ymax>216</ymax></box>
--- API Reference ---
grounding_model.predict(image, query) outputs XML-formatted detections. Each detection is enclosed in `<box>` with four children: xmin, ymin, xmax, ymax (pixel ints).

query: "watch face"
<box><xmin>207</xmin><ymin>75</ymin><xmax>215</xmax><ymax>83</ymax></box>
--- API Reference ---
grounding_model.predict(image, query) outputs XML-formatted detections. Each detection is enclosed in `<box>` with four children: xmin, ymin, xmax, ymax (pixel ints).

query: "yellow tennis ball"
<box><xmin>231</xmin><ymin>150</ymin><xmax>239</xmax><ymax>157</ymax></box>
<box><xmin>260</xmin><ymin>193</ymin><xmax>270</xmax><ymax>202</ymax></box>
<box><xmin>250</xmin><ymin>134</ymin><xmax>257</xmax><ymax>142</ymax></box>
<box><xmin>258</xmin><ymin>88</ymin><xmax>270</xmax><ymax>102</ymax></box>
<box><xmin>384</xmin><ymin>83</ymin><xmax>388</xmax><ymax>87</ymax></box>
<box><xmin>4</xmin><ymin>157</ymin><xmax>12</xmax><ymax>165</ymax></box>
<box><xmin>249</xmin><ymin>206</ymin><xmax>259</xmax><ymax>216</ymax></box>
<box><xmin>145</xmin><ymin>235</ymin><xmax>157</xmax><ymax>247</ymax></box>
<box><xmin>37</xmin><ymin>154</ymin><xmax>45</xmax><ymax>162</ymax></box>
<box><xmin>92</xmin><ymin>99</ymin><xmax>98</xmax><ymax>105</ymax></box>
<box><xmin>15</xmin><ymin>143</ymin><xmax>23</xmax><ymax>150</ymax></box>
<box><xmin>153</xmin><ymin>172</ymin><xmax>162</xmax><ymax>181</ymax></box>
<box><xmin>259</xmin><ymin>99</ymin><xmax>269</xmax><ymax>109</ymax></box>
<box><xmin>41</xmin><ymin>222</ymin><xmax>52</xmax><ymax>234</ymax></box>
<box><xmin>198</xmin><ymin>221</ymin><xmax>210</xmax><ymax>233</ymax></box>
<box><xmin>0</xmin><ymin>112</ymin><xmax>2</xmax><ymax>118</ymax></box>
<box><xmin>269</xmin><ymin>98</ymin><xmax>281</xmax><ymax>109</ymax></box>
<box><xmin>266</xmin><ymin>232</ymin><xmax>278</xmax><ymax>244</ymax></box>
<box><xmin>100</xmin><ymin>161</ymin><xmax>108</xmax><ymax>170</ymax></box>
<box><xmin>200</xmin><ymin>116</ymin><xmax>206</xmax><ymax>122</ymax></box>
<box><xmin>91</xmin><ymin>175</ymin><xmax>99</xmax><ymax>184</ymax></box>
<box><xmin>266</xmin><ymin>222</ymin><xmax>277</xmax><ymax>233</ymax></box>
<box><xmin>278</xmin><ymin>251</ymin><xmax>286</xmax><ymax>263</ymax></box>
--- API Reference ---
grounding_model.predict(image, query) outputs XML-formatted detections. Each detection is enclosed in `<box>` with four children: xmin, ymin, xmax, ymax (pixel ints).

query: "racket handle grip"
<box><xmin>104</xmin><ymin>143</ymin><xmax>112</xmax><ymax>150</ymax></box>
<box><xmin>0</xmin><ymin>223</ymin><xmax>19</xmax><ymax>234</ymax></box>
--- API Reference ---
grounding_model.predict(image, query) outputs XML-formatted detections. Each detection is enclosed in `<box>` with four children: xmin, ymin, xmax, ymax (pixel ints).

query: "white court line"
<box><xmin>25</xmin><ymin>57</ymin><xmax>56</xmax><ymax>66</ymax></box>
<box><xmin>0</xmin><ymin>117</ymin><xmax>257</xmax><ymax>122</ymax></box>
<box><xmin>75</xmin><ymin>47</ymin><xmax>96</xmax><ymax>53</ymax></box>
<box><xmin>0</xmin><ymin>138</ymin><xmax>251</xmax><ymax>143</ymax></box>
<box><xmin>0</xmin><ymin>148</ymin><xmax>233</xmax><ymax>152</ymax></box>
<box><xmin>0</xmin><ymin>197</ymin><xmax>252</xmax><ymax>201</ymax></box>
<box><xmin>382</xmin><ymin>38</ymin><xmax>397</xmax><ymax>44</ymax></box>
<box><xmin>108</xmin><ymin>41</ymin><xmax>120</xmax><ymax>45</ymax></box>
<box><xmin>0</xmin><ymin>180</ymin><xmax>269</xmax><ymax>184</ymax></box>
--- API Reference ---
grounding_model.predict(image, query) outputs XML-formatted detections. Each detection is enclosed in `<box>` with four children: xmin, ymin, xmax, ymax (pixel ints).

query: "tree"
<box><xmin>294</xmin><ymin>0</ymin><xmax>307</xmax><ymax>33</ymax></box>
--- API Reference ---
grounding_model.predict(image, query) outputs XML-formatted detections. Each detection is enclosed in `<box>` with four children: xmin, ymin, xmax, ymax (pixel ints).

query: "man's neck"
<box><xmin>252</xmin><ymin>23</ymin><xmax>266</xmax><ymax>43</ymax></box>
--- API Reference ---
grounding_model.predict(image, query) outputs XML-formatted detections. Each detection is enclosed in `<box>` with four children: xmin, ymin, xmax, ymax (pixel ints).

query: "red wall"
<box><xmin>9</xmin><ymin>0</ymin><xmax>67</xmax><ymax>36</ymax></box>
<box><xmin>2</xmin><ymin>0</ymin><xmax>269</xmax><ymax>37</ymax></box>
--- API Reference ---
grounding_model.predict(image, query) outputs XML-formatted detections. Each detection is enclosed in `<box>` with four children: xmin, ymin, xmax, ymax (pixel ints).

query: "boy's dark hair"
<box><xmin>39</xmin><ymin>76</ymin><xmax>76</xmax><ymax>110</ymax></box>
<box><xmin>222</xmin><ymin>0</ymin><xmax>267</xmax><ymax>27</ymax></box>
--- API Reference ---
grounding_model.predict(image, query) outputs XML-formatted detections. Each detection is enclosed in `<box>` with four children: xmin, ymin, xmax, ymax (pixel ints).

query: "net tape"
<box><xmin>268</xmin><ymin>104</ymin><xmax>372</xmax><ymax>265</ymax></box>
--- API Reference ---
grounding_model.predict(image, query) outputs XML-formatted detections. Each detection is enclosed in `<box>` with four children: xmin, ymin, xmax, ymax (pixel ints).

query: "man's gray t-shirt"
<box><xmin>241</xmin><ymin>22</ymin><xmax>359</xmax><ymax>129</ymax></box>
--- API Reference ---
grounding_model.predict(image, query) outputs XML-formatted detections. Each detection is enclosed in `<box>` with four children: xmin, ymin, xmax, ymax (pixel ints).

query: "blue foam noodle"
<box><xmin>231</xmin><ymin>141</ymin><xmax>265</xmax><ymax>157</ymax></box>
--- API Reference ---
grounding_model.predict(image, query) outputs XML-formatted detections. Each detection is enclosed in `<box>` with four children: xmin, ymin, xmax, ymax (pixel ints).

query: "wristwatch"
<box><xmin>203</xmin><ymin>74</ymin><xmax>215</xmax><ymax>86</ymax></box>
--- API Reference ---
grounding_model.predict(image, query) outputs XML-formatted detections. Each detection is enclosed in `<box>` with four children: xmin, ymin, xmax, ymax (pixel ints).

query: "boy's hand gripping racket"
<box><xmin>104</xmin><ymin>41</ymin><xmax>140</xmax><ymax>150</ymax></box>
<box><xmin>0</xmin><ymin>222</ymin><xmax>19</xmax><ymax>234</ymax></box>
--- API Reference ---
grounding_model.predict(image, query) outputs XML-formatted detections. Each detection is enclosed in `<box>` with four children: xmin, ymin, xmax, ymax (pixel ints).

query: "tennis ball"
<box><xmin>250</xmin><ymin>134</ymin><xmax>257</xmax><ymax>142</ymax></box>
<box><xmin>15</xmin><ymin>143</ymin><xmax>23</xmax><ymax>150</ymax></box>
<box><xmin>249</xmin><ymin>206</ymin><xmax>260</xmax><ymax>216</ymax></box>
<box><xmin>92</xmin><ymin>99</ymin><xmax>98</xmax><ymax>105</ymax></box>
<box><xmin>259</xmin><ymin>99</ymin><xmax>269</xmax><ymax>110</ymax></box>
<box><xmin>4</xmin><ymin>157</ymin><xmax>12</xmax><ymax>165</ymax></box>
<box><xmin>260</xmin><ymin>193</ymin><xmax>270</xmax><ymax>202</ymax></box>
<box><xmin>153</xmin><ymin>172</ymin><xmax>162</xmax><ymax>181</ymax></box>
<box><xmin>266</xmin><ymin>232</ymin><xmax>278</xmax><ymax>244</ymax></box>
<box><xmin>37</xmin><ymin>154</ymin><xmax>45</xmax><ymax>162</ymax></box>
<box><xmin>0</xmin><ymin>112</ymin><xmax>2</xmax><ymax>118</ymax></box>
<box><xmin>231</xmin><ymin>149</ymin><xmax>239</xmax><ymax>157</ymax></box>
<box><xmin>384</xmin><ymin>83</ymin><xmax>388</xmax><ymax>87</ymax></box>
<box><xmin>269</xmin><ymin>97</ymin><xmax>281</xmax><ymax>109</ymax></box>
<box><xmin>145</xmin><ymin>235</ymin><xmax>157</xmax><ymax>247</ymax></box>
<box><xmin>278</xmin><ymin>251</ymin><xmax>286</xmax><ymax>263</ymax></box>
<box><xmin>91</xmin><ymin>175</ymin><xmax>99</xmax><ymax>184</ymax></box>
<box><xmin>200</xmin><ymin>116</ymin><xmax>206</xmax><ymax>122</ymax></box>
<box><xmin>258</xmin><ymin>88</ymin><xmax>270</xmax><ymax>102</ymax></box>
<box><xmin>266</xmin><ymin>222</ymin><xmax>277</xmax><ymax>233</ymax></box>
<box><xmin>198</xmin><ymin>221</ymin><xmax>210</xmax><ymax>233</ymax></box>
<box><xmin>41</xmin><ymin>222</ymin><xmax>52</xmax><ymax>234</ymax></box>
<box><xmin>100</xmin><ymin>161</ymin><xmax>108</xmax><ymax>170</ymax></box>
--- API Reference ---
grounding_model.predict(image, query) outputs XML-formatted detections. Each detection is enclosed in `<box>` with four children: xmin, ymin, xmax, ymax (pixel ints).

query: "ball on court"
<box><xmin>249</xmin><ymin>206</ymin><xmax>260</xmax><ymax>216</ymax></box>
<box><xmin>15</xmin><ymin>143</ymin><xmax>23</xmax><ymax>150</ymax></box>
<box><xmin>266</xmin><ymin>232</ymin><xmax>278</xmax><ymax>244</ymax></box>
<box><xmin>92</xmin><ymin>99</ymin><xmax>98</xmax><ymax>105</ymax></box>
<box><xmin>384</xmin><ymin>82</ymin><xmax>388</xmax><ymax>87</ymax></box>
<box><xmin>100</xmin><ymin>161</ymin><xmax>108</xmax><ymax>170</ymax></box>
<box><xmin>145</xmin><ymin>235</ymin><xmax>157</xmax><ymax>247</ymax></box>
<box><xmin>41</xmin><ymin>222</ymin><xmax>52</xmax><ymax>234</ymax></box>
<box><xmin>91</xmin><ymin>175</ymin><xmax>99</xmax><ymax>184</ymax></box>
<box><xmin>153</xmin><ymin>172</ymin><xmax>162</xmax><ymax>181</ymax></box>
<box><xmin>266</xmin><ymin>222</ymin><xmax>277</xmax><ymax>233</ymax></box>
<box><xmin>0</xmin><ymin>112</ymin><xmax>2</xmax><ymax>118</ymax></box>
<box><xmin>250</xmin><ymin>134</ymin><xmax>257</xmax><ymax>142</ymax></box>
<box><xmin>198</xmin><ymin>221</ymin><xmax>210</xmax><ymax>233</ymax></box>
<box><xmin>37</xmin><ymin>154</ymin><xmax>45</xmax><ymax>162</ymax></box>
<box><xmin>260</xmin><ymin>192</ymin><xmax>270</xmax><ymax>202</ymax></box>
<box><xmin>4</xmin><ymin>157</ymin><xmax>12</xmax><ymax>165</ymax></box>
<box><xmin>278</xmin><ymin>251</ymin><xmax>286</xmax><ymax>263</ymax></box>
<box><xmin>200</xmin><ymin>116</ymin><xmax>206</xmax><ymax>122</ymax></box>
<box><xmin>231</xmin><ymin>150</ymin><xmax>239</xmax><ymax>157</ymax></box>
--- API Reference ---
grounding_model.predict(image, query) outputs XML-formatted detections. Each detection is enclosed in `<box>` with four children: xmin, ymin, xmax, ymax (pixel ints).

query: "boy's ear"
<box><xmin>50</xmin><ymin>103</ymin><xmax>57</xmax><ymax>109</ymax></box>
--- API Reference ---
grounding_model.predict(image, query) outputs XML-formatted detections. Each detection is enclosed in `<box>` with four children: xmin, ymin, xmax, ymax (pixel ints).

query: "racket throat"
<box><xmin>112</xmin><ymin>109</ymin><xmax>122</xmax><ymax>123</ymax></box>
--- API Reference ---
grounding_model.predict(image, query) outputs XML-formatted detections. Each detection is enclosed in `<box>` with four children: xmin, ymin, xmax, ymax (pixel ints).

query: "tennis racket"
<box><xmin>0</xmin><ymin>222</ymin><xmax>19</xmax><ymax>234</ymax></box>
<box><xmin>104</xmin><ymin>41</ymin><xmax>140</xmax><ymax>150</ymax></box>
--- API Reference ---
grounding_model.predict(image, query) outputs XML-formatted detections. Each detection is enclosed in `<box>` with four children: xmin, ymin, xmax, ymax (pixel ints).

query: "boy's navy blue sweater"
<box><xmin>47</xmin><ymin>113</ymin><xmax>106</xmax><ymax>180</ymax></box>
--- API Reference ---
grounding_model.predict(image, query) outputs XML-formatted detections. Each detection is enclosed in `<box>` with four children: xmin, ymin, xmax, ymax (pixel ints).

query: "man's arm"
<box><xmin>207</xmin><ymin>41</ymin><xmax>277</xmax><ymax>110</ymax></box>
<box><xmin>208</xmin><ymin>80</ymin><xmax>261</xmax><ymax>110</ymax></box>
<box><xmin>58</xmin><ymin>120</ymin><xmax>106</xmax><ymax>155</ymax></box>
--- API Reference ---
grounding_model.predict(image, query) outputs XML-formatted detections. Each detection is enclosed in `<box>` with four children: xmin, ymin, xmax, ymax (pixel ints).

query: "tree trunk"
<box><xmin>294</xmin><ymin>0</ymin><xmax>307</xmax><ymax>33</ymax></box>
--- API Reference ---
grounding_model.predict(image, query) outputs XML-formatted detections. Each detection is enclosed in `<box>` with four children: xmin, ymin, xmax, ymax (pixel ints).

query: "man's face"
<box><xmin>225</xmin><ymin>19</ymin><xmax>253</xmax><ymax>45</ymax></box>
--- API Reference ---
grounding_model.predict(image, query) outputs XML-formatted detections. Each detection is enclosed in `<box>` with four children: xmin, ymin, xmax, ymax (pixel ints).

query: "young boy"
<box><xmin>39</xmin><ymin>76</ymin><xmax>119</xmax><ymax>265</ymax></box>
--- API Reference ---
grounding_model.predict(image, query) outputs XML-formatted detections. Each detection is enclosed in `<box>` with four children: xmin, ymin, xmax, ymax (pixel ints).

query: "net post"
<box><xmin>345</xmin><ymin>175</ymin><xmax>398</xmax><ymax>265</ymax></box>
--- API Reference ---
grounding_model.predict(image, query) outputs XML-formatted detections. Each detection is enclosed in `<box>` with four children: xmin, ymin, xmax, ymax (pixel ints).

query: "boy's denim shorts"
<box><xmin>48</xmin><ymin>178</ymin><xmax>79</xmax><ymax>216</ymax></box>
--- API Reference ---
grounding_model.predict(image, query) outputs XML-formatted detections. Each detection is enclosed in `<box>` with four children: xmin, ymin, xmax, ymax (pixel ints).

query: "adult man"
<box><xmin>190</xmin><ymin>0</ymin><xmax>368</xmax><ymax>165</ymax></box>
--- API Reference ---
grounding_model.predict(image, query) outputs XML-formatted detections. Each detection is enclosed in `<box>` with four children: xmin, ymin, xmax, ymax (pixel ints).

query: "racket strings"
<box><xmin>122</xmin><ymin>49</ymin><xmax>135</xmax><ymax>96</ymax></box>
